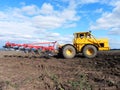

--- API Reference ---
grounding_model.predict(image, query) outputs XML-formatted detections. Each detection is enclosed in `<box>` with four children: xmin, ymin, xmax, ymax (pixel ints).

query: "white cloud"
<box><xmin>94</xmin><ymin>8</ymin><xmax>103</xmax><ymax>13</ymax></box>
<box><xmin>40</xmin><ymin>3</ymin><xmax>54</xmax><ymax>15</ymax></box>
<box><xmin>109</xmin><ymin>27</ymin><xmax>120</xmax><ymax>35</ymax></box>
<box><xmin>90</xmin><ymin>1</ymin><xmax>120</xmax><ymax>31</ymax></box>
<box><xmin>47</xmin><ymin>33</ymin><xmax>60</xmax><ymax>37</ymax></box>
<box><xmin>0</xmin><ymin>1</ymin><xmax>80</xmax><ymax>45</ymax></box>
<box><xmin>32</xmin><ymin>15</ymin><xmax>64</xmax><ymax>30</ymax></box>
<box><xmin>21</xmin><ymin>5</ymin><xmax>39</xmax><ymax>15</ymax></box>
<box><xmin>80</xmin><ymin>0</ymin><xmax>99</xmax><ymax>4</ymax></box>
<box><xmin>0</xmin><ymin>12</ymin><xmax>7</xmax><ymax>19</ymax></box>
<box><xmin>108</xmin><ymin>0</ymin><xmax>120</xmax><ymax>6</ymax></box>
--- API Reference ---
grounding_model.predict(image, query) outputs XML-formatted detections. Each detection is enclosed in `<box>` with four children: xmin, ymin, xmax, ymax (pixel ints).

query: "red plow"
<box><xmin>3</xmin><ymin>41</ymin><xmax>58</xmax><ymax>57</ymax></box>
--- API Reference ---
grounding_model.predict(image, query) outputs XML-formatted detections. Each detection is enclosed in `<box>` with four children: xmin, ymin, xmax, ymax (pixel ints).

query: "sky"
<box><xmin>0</xmin><ymin>0</ymin><xmax>120</xmax><ymax>49</ymax></box>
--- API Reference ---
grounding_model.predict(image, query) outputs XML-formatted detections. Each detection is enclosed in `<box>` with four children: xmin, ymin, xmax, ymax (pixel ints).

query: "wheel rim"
<box><xmin>86</xmin><ymin>48</ymin><xmax>94</xmax><ymax>56</ymax></box>
<box><xmin>66</xmin><ymin>49</ymin><xmax>72</xmax><ymax>56</ymax></box>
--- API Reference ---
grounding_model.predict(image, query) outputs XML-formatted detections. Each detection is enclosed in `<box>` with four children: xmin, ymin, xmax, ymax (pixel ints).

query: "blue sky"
<box><xmin>0</xmin><ymin>0</ymin><xmax>120</xmax><ymax>49</ymax></box>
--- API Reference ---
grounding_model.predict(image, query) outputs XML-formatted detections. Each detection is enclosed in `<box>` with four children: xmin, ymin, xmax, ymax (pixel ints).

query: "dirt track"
<box><xmin>0</xmin><ymin>50</ymin><xmax>120</xmax><ymax>90</ymax></box>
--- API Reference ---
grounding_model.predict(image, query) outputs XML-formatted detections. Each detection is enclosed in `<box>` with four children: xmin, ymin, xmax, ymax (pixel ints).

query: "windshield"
<box><xmin>74</xmin><ymin>34</ymin><xmax>77</xmax><ymax>38</ymax></box>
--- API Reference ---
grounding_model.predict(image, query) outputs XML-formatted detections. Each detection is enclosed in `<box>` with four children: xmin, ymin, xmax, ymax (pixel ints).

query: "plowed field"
<box><xmin>0</xmin><ymin>50</ymin><xmax>120</xmax><ymax>90</ymax></box>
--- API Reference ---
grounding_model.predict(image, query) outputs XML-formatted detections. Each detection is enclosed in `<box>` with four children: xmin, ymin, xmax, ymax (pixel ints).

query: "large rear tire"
<box><xmin>83</xmin><ymin>45</ymin><xmax>97</xmax><ymax>58</ymax></box>
<box><xmin>62</xmin><ymin>45</ymin><xmax>76</xmax><ymax>59</ymax></box>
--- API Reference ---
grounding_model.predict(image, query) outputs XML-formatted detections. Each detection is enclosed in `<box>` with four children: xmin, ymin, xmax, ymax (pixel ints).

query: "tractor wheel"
<box><xmin>62</xmin><ymin>45</ymin><xmax>76</xmax><ymax>59</ymax></box>
<box><xmin>83</xmin><ymin>45</ymin><xmax>97</xmax><ymax>58</ymax></box>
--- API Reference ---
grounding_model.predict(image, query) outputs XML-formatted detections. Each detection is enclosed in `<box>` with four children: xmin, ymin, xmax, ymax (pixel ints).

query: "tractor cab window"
<box><xmin>74</xmin><ymin>34</ymin><xmax>77</xmax><ymax>38</ymax></box>
<box><xmin>80</xmin><ymin>34</ymin><xmax>84</xmax><ymax>38</ymax></box>
<box><xmin>74</xmin><ymin>34</ymin><xmax>80</xmax><ymax>38</ymax></box>
<box><xmin>86</xmin><ymin>33</ymin><xmax>91</xmax><ymax>38</ymax></box>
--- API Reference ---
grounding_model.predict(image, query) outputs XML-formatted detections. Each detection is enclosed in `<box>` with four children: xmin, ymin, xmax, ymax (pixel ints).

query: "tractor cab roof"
<box><xmin>74</xmin><ymin>31</ymin><xmax>92</xmax><ymax>35</ymax></box>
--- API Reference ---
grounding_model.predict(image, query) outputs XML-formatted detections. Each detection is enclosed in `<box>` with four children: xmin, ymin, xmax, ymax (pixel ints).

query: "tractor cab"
<box><xmin>74</xmin><ymin>31</ymin><xmax>91</xmax><ymax>39</ymax></box>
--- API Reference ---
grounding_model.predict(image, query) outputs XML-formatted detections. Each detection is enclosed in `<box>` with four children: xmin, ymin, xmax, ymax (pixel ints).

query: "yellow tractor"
<box><xmin>59</xmin><ymin>31</ymin><xmax>110</xmax><ymax>58</ymax></box>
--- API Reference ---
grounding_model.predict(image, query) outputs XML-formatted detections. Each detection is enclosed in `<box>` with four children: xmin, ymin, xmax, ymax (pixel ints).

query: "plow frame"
<box><xmin>3</xmin><ymin>41</ymin><xmax>58</xmax><ymax>57</ymax></box>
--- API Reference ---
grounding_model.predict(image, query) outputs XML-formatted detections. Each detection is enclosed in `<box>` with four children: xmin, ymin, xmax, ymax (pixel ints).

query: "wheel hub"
<box><xmin>66</xmin><ymin>49</ymin><xmax>72</xmax><ymax>56</ymax></box>
<box><xmin>86</xmin><ymin>48</ymin><xmax>94</xmax><ymax>56</ymax></box>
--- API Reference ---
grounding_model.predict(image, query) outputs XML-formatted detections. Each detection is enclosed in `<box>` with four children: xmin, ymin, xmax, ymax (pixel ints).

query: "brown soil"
<box><xmin>0</xmin><ymin>50</ymin><xmax>120</xmax><ymax>90</ymax></box>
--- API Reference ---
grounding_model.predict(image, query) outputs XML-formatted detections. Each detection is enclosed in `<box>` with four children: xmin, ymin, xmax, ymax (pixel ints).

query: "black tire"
<box><xmin>83</xmin><ymin>45</ymin><xmax>97</xmax><ymax>58</ymax></box>
<box><xmin>62</xmin><ymin>45</ymin><xmax>76</xmax><ymax>59</ymax></box>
